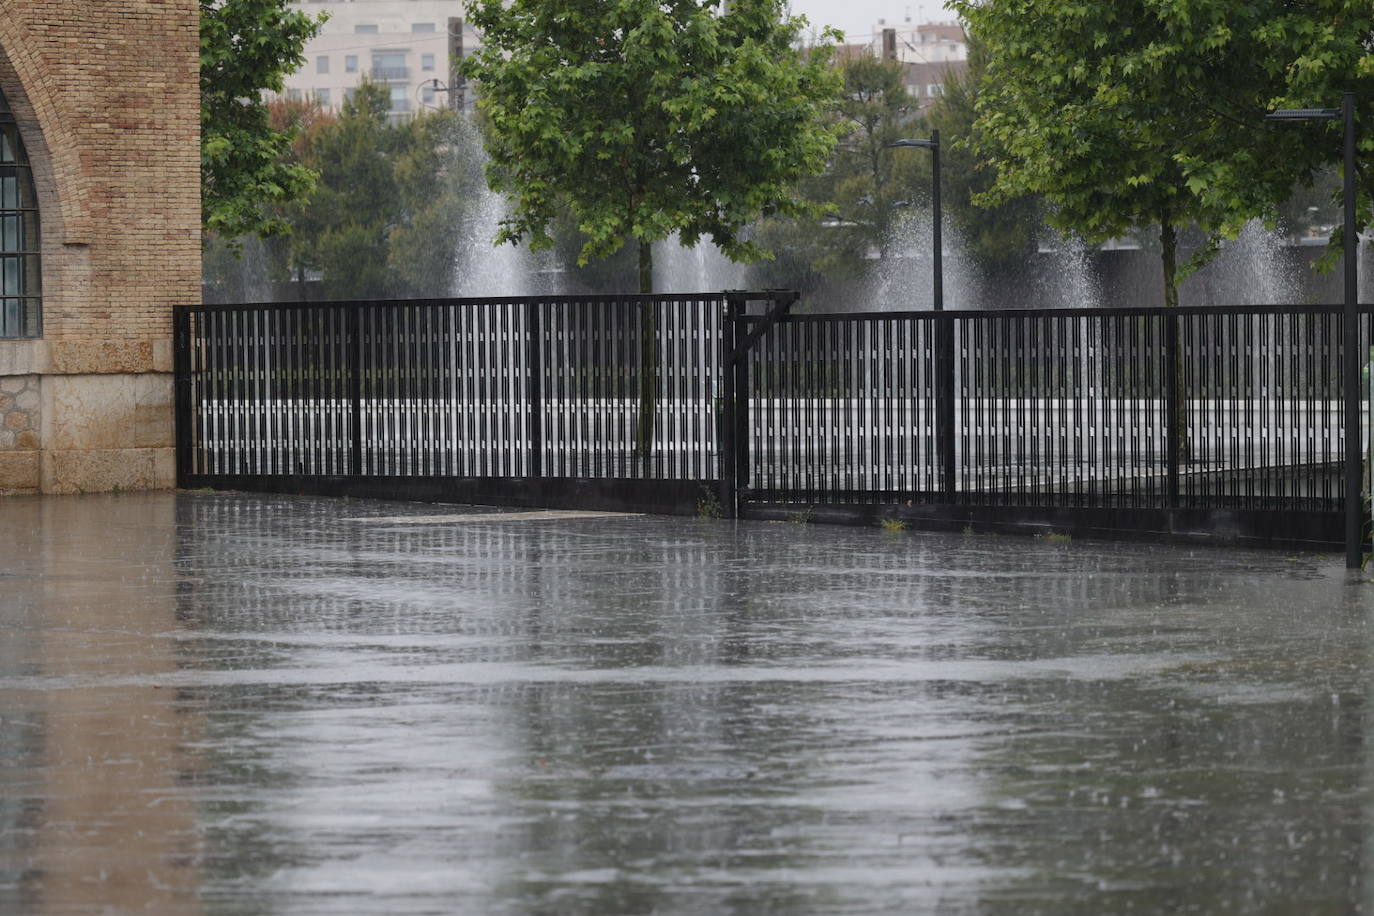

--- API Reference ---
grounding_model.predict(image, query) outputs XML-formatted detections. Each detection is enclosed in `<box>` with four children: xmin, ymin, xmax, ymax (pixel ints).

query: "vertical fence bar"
<box><xmin>1165</xmin><ymin>311</ymin><xmax>1180</xmax><ymax>508</ymax></box>
<box><xmin>939</xmin><ymin>312</ymin><xmax>956</xmax><ymax>501</ymax></box>
<box><xmin>526</xmin><ymin>300</ymin><xmax>543</xmax><ymax>478</ymax></box>
<box><xmin>718</xmin><ymin>294</ymin><xmax>742</xmax><ymax>516</ymax></box>
<box><xmin>349</xmin><ymin>304</ymin><xmax>363</xmax><ymax>476</ymax></box>
<box><xmin>173</xmin><ymin>308</ymin><xmax>193</xmax><ymax>484</ymax></box>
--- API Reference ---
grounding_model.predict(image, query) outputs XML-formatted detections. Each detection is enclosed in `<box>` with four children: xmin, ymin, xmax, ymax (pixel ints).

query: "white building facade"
<box><xmin>282</xmin><ymin>0</ymin><xmax>479</xmax><ymax>118</ymax></box>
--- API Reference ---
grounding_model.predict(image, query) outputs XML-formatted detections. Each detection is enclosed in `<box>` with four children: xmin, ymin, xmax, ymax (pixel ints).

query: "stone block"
<box><xmin>45</xmin><ymin>340</ymin><xmax>156</xmax><ymax>375</ymax></box>
<box><xmin>43</xmin><ymin>373</ymin><xmax>136</xmax><ymax>450</ymax></box>
<box><xmin>134</xmin><ymin>373</ymin><xmax>173</xmax><ymax>448</ymax></box>
<box><xmin>0</xmin><ymin>449</ymin><xmax>40</xmax><ymax>491</ymax></box>
<box><xmin>152</xmin><ymin>338</ymin><xmax>174</xmax><ymax>373</ymax></box>
<box><xmin>0</xmin><ymin>340</ymin><xmax>39</xmax><ymax>377</ymax></box>
<box><xmin>41</xmin><ymin>447</ymin><xmax>175</xmax><ymax>494</ymax></box>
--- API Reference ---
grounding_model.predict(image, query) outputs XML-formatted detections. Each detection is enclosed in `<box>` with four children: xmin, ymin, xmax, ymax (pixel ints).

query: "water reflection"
<box><xmin>0</xmin><ymin>492</ymin><xmax>1370</xmax><ymax>913</ymax></box>
<box><xmin>0</xmin><ymin>495</ymin><xmax>202</xmax><ymax>914</ymax></box>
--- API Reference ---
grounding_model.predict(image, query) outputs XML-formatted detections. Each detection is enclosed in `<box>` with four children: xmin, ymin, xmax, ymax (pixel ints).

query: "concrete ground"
<box><xmin>1</xmin><ymin>491</ymin><xmax>1371</xmax><ymax>915</ymax></box>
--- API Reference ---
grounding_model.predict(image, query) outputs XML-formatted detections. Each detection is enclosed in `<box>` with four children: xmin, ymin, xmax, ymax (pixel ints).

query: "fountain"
<box><xmin>202</xmin><ymin>234</ymin><xmax>276</xmax><ymax>304</ymax></box>
<box><xmin>1030</xmin><ymin>235</ymin><xmax>1104</xmax><ymax>310</ymax></box>
<box><xmin>1181</xmin><ymin>219</ymin><xmax>1301</xmax><ymax>306</ymax></box>
<box><xmin>450</xmin><ymin>183</ymin><xmax>539</xmax><ymax>298</ymax></box>
<box><xmin>869</xmin><ymin>208</ymin><xmax>981</xmax><ymax>311</ymax></box>
<box><xmin>653</xmin><ymin>232</ymin><xmax>746</xmax><ymax>294</ymax></box>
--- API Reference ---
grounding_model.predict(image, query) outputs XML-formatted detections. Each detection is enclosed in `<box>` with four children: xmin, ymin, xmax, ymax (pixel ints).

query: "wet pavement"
<box><xmin>0</xmin><ymin>491</ymin><xmax>1371</xmax><ymax>914</ymax></box>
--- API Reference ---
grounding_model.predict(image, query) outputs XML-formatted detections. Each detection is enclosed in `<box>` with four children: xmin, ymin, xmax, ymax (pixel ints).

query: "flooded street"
<box><xmin>1</xmin><ymin>492</ymin><xmax>1370</xmax><ymax>914</ymax></box>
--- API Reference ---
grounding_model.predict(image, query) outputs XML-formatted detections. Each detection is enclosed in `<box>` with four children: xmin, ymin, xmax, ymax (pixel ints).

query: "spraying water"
<box><xmin>451</xmin><ymin>181</ymin><xmax>538</xmax><ymax>298</ymax></box>
<box><xmin>654</xmin><ymin>232</ymin><xmax>746</xmax><ymax>294</ymax></box>
<box><xmin>1031</xmin><ymin>235</ymin><xmax>1103</xmax><ymax>310</ymax></box>
<box><xmin>1183</xmin><ymin>220</ymin><xmax>1299</xmax><ymax>306</ymax></box>
<box><xmin>871</xmin><ymin>209</ymin><xmax>980</xmax><ymax>310</ymax></box>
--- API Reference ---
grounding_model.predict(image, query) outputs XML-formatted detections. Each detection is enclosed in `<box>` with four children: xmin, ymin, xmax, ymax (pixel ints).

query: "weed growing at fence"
<box><xmin>789</xmin><ymin>508</ymin><xmax>814</xmax><ymax>525</ymax></box>
<box><xmin>1044</xmin><ymin>532</ymin><xmax>1072</xmax><ymax>543</ymax></box>
<box><xmin>696</xmin><ymin>487</ymin><xmax>723</xmax><ymax>520</ymax></box>
<box><xmin>879</xmin><ymin>518</ymin><xmax>908</xmax><ymax>533</ymax></box>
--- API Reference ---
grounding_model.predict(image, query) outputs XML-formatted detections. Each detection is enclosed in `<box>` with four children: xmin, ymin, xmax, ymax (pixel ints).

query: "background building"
<box><xmin>284</xmin><ymin>0</ymin><xmax>480</xmax><ymax>118</ymax></box>
<box><xmin>874</xmin><ymin>20</ymin><xmax>969</xmax><ymax>109</ymax></box>
<box><xmin>0</xmin><ymin>1</ymin><xmax>200</xmax><ymax>495</ymax></box>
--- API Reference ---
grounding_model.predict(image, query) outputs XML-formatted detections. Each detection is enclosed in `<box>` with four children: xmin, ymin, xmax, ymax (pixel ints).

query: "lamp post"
<box><xmin>889</xmin><ymin>131</ymin><xmax>954</xmax><ymax>499</ymax></box>
<box><xmin>1267</xmin><ymin>93</ymin><xmax>1359</xmax><ymax>568</ymax></box>
<box><xmin>888</xmin><ymin>132</ymin><xmax>942</xmax><ymax>311</ymax></box>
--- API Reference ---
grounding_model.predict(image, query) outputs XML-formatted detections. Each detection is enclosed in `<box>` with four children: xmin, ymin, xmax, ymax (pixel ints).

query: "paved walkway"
<box><xmin>0</xmin><ymin>491</ymin><xmax>1369</xmax><ymax>914</ymax></box>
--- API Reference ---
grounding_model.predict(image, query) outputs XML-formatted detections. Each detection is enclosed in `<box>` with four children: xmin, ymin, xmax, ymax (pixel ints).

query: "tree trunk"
<box><xmin>1160</xmin><ymin>221</ymin><xmax>1190</xmax><ymax>463</ymax></box>
<box><xmin>1160</xmin><ymin>222</ymin><xmax>1179</xmax><ymax>310</ymax></box>
<box><xmin>633</xmin><ymin>239</ymin><xmax>659</xmax><ymax>475</ymax></box>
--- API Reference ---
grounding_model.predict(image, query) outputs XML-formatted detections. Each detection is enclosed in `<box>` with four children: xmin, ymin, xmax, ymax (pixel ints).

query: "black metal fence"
<box><xmin>176</xmin><ymin>295</ymin><xmax>724</xmax><ymax>484</ymax></box>
<box><xmin>175</xmin><ymin>295</ymin><xmax>1370</xmax><ymax>544</ymax></box>
<box><xmin>743</xmin><ymin>305</ymin><xmax>1359</xmax><ymax>513</ymax></box>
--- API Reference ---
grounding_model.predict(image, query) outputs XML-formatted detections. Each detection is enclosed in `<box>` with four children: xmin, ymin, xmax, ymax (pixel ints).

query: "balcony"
<box><xmin>371</xmin><ymin>66</ymin><xmax>409</xmax><ymax>81</ymax></box>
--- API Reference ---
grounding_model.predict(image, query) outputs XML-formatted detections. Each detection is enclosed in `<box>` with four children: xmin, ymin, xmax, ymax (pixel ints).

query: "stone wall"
<box><xmin>0</xmin><ymin>1</ymin><xmax>200</xmax><ymax>495</ymax></box>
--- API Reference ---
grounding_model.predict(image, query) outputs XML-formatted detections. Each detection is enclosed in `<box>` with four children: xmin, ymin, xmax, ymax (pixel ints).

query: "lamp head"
<box><xmin>1266</xmin><ymin>108</ymin><xmax>1340</xmax><ymax>121</ymax></box>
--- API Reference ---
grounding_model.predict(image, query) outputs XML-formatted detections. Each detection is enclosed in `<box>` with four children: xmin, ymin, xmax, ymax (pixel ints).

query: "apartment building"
<box><xmin>874</xmin><ymin>20</ymin><xmax>969</xmax><ymax>109</ymax></box>
<box><xmin>282</xmin><ymin>0</ymin><xmax>480</xmax><ymax>118</ymax></box>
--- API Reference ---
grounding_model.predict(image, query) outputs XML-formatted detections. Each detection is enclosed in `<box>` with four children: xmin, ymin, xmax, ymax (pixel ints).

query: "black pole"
<box><xmin>931</xmin><ymin>129</ymin><xmax>943</xmax><ymax>313</ymax></box>
<box><xmin>719</xmin><ymin>293</ymin><xmax>744</xmax><ymax>518</ymax></box>
<box><xmin>349</xmin><ymin>304</ymin><xmax>363</xmax><ymax>476</ymax></box>
<box><xmin>1343</xmin><ymin>91</ymin><xmax>1361</xmax><ymax>568</ymax></box>
<box><xmin>1164</xmin><ymin>313</ymin><xmax>1180</xmax><ymax>508</ymax></box>
<box><xmin>173</xmin><ymin>307</ymin><xmax>192</xmax><ymax>485</ymax></box>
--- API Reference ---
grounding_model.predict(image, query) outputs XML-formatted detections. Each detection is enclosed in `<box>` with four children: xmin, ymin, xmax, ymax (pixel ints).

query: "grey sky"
<box><xmin>785</xmin><ymin>0</ymin><xmax>957</xmax><ymax>47</ymax></box>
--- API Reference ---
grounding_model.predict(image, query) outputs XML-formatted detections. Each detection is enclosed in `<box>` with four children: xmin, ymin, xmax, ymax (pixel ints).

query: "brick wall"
<box><xmin>0</xmin><ymin>1</ymin><xmax>199</xmax><ymax>494</ymax></box>
<box><xmin>0</xmin><ymin>0</ymin><xmax>200</xmax><ymax>350</ymax></box>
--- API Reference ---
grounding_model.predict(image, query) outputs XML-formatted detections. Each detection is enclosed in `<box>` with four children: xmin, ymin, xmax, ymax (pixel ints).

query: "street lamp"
<box><xmin>889</xmin><ymin>131</ymin><xmax>954</xmax><ymax>500</ymax></box>
<box><xmin>888</xmin><ymin>132</ymin><xmax>942</xmax><ymax>311</ymax></box>
<box><xmin>1266</xmin><ymin>93</ymin><xmax>1359</xmax><ymax>567</ymax></box>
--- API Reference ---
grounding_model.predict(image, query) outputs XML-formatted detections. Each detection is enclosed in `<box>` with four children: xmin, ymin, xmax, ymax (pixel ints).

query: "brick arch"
<box><xmin>0</xmin><ymin>17</ymin><xmax>92</xmax><ymax>245</ymax></box>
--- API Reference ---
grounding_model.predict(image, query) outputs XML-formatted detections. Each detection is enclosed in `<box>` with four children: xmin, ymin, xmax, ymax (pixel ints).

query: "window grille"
<box><xmin>0</xmin><ymin>88</ymin><xmax>39</xmax><ymax>339</ymax></box>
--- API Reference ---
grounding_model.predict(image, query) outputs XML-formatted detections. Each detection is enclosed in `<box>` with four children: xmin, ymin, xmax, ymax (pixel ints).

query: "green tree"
<box><xmin>948</xmin><ymin>0</ymin><xmax>1305</xmax><ymax>308</ymax></box>
<box><xmin>461</xmin><ymin>0</ymin><xmax>843</xmax><ymax>293</ymax></box>
<box><xmin>388</xmin><ymin>112</ymin><xmax>490</xmax><ymax>296</ymax></box>
<box><xmin>463</xmin><ymin>0</ymin><xmax>842</xmax><ymax>465</ymax></box>
<box><xmin>200</xmin><ymin>0</ymin><xmax>324</xmax><ymax>242</ymax></box>
<box><xmin>923</xmin><ymin>37</ymin><xmax>1041</xmax><ymax>278</ymax></box>
<box><xmin>1248</xmin><ymin>1</ymin><xmax>1373</xmax><ymax>268</ymax></box>
<box><xmin>747</xmin><ymin>55</ymin><xmax>920</xmax><ymax>299</ymax></box>
<box><xmin>829</xmin><ymin>56</ymin><xmax>916</xmax><ymax>262</ymax></box>
<box><xmin>291</xmin><ymin>81</ymin><xmax>404</xmax><ymax>299</ymax></box>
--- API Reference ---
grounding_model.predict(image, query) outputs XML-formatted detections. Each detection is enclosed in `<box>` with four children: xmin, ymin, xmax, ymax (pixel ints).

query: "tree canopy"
<box><xmin>461</xmin><ymin>0</ymin><xmax>843</xmax><ymax>293</ymax></box>
<box><xmin>950</xmin><ymin>0</ymin><xmax>1283</xmax><ymax>305</ymax></box>
<box><xmin>200</xmin><ymin>0</ymin><xmax>324</xmax><ymax>242</ymax></box>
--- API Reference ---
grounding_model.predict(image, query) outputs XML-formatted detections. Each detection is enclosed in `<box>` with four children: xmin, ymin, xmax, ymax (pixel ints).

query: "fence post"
<box><xmin>718</xmin><ymin>293</ymin><xmax>744</xmax><ymax>518</ymax></box>
<box><xmin>349</xmin><ymin>304</ymin><xmax>363</xmax><ymax>476</ymax></box>
<box><xmin>938</xmin><ymin>313</ymin><xmax>956</xmax><ymax>501</ymax></box>
<box><xmin>526</xmin><ymin>300</ymin><xmax>543</xmax><ymax>478</ymax></box>
<box><xmin>173</xmin><ymin>307</ymin><xmax>193</xmax><ymax>486</ymax></box>
<box><xmin>1164</xmin><ymin>312</ymin><xmax>1180</xmax><ymax>508</ymax></box>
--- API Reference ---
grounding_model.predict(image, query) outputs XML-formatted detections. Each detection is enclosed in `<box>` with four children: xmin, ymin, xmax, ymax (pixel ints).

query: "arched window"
<box><xmin>0</xmin><ymin>88</ymin><xmax>39</xmax><ymax>338</ymax></box>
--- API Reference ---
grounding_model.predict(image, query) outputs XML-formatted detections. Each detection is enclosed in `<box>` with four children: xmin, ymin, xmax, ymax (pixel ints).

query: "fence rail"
<box><xmin>176</xmin><ymin>296</ymin><xmax>1372</xmax><ymax>541</ymax></box>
